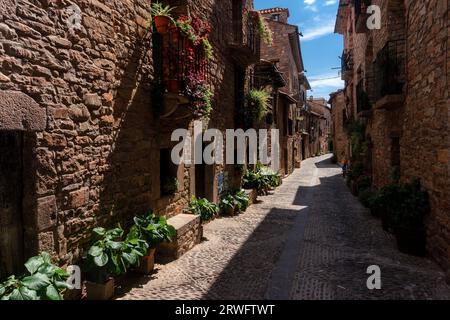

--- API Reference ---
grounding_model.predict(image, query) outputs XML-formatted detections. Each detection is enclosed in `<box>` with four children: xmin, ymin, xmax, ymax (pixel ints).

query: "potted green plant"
<box><xmin>243</xmin><ymin>163</ymin><xmax>280</xmax><ymax>196</ymax></box>
<box><xmin>392</xmin><ymin>180</ymin><xmax>429</xmax><ymax>256</ymax></box>
<box><xmin>162</xmin><ymin>177</ymin><xmax>179</xmax><ymax>195</ymax></box>
<box><xmin>189</xmin><ymin>196</ymin><xmax>219</xmax><ymax>222</ymax></box>
<box><xmin>244</xmin><ymin>89</ymin><xmax>270</xmax><ymax>126</ymax></box>
<box><xmin>219</xmin><ymin>194</ymin><xmax>238</xmax><ymax>216</ymax></box>
<box><xmin>84</xmin><ymin>226</ymin><xmax>146</xmax><ymax>300</ymax></box>
<box><xmin>0</xmin><ymin>252</ymin><xmax>70</xmax><ymax>300</ymax></box>
<box><xmin>233</xmin><ymin>190</ymin><xmax>250</xmax><ymax>213</ymax></box>
<box><xmin>127</xmin><ymin>212</ymin><xmax>176</xmax><ymax>274</ymax></box>
<box><xmin>151</xmin><ymin>2</ymin><xmax>175</xmax><ymax>34</ymax></box>
<box><xmin>251</xmin><ymin>11</ymin><xmax>273</xmax><ymax>45</ymax></box>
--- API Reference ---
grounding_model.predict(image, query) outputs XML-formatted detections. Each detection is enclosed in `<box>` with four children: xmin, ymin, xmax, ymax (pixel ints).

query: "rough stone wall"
<box><xmin>369</xmin><ymin>107</ymin><xmax>404</xmax><ymax>188</ymax></box>
<box><xmin>260</xmin><ymin>12</ymin><xmax>305</xmax><ymax>174</ymax></box>
<box><xmin>1</xmin><ymin>0</ymin><xmax>156</xmax><ymax>265</ymax></box>
<box><xmin>260</xmin><ymin>19</ymin><xmax>298</xmax><ymax>96</ymax></box>
<box><xmin>0</xmin><ymin>0</ymin><xmax>244</xmax><ymax>267</ymax></box>
<box><xmin>330</xmin><ymin>91</ymin><xmax>348</xmax><ymax>164</ymax></box>
<box><xmin>401</xmin><ymin>0</ymin><xmax>449</xmax><ymax>271</ymax></box>
<box><xmin>338</xmin><ymin>0</ymin><xmax>450</xmax><ymax>273</ymax></box>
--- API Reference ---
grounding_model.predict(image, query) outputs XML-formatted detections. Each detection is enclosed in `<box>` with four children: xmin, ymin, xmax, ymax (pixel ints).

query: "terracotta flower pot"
<box><xmin>154</xmin><ymin>16</ymin><xmax>171</xmax><ymax>34</ymax></box>
<box><xmin>136</xmin><ymin>248</ymin><xmax>156</xmax><ymax>275</ymax></box>
<box><xmin>85</xmin><ymin>278</ymin><xmax>115</xmax><ymax>300</ymax></box>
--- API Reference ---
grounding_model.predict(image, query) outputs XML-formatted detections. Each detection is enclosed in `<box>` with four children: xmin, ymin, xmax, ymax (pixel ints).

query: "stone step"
<box><xmin>157</xmin><ymin>213</ymin><xmax>202</xmax><ymax>260</ymax></box>
<box><xmin>244</xmin><ymin>188</ymin><xmax>258</xmax><ymax>204</ymax></box>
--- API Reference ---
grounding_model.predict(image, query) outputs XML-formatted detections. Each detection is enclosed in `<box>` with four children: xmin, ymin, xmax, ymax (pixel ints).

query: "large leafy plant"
<box><xmin>219</xmin><ymin>194</ymin><xmax>237</xmax><ymax>213</ymax></box>
<box><xmin>243</xmin><ymin>163</ymin><xmax>280</xmax><ymax>195</ymax></box>
<box><xmin>85</xmin><ymin>226</ymin><xmax>147</xmax><ymax>283</ymax></box>
<box><xmin>189</xmin><ymin>196</ymin><xmax>219</xmax><ymax>222</ymax></box>
<box><xmin>252</xmin><ymin>11</ymin><xmax>273</xmax><ymax>45</ymax></box>
<box><xmin>127</xmin><ymin>212</ymin><xmax>176</xmax><ymax>247</ymax></box>
<box><xmin>0</xmin><ymin>252</ymin><xmax>70</xmax><ymax>300</ymax></box>
<box><xmin>219</xmin><ymin>190</ymin><xmax>250</xmax><ymax>214</ymax></box>
<box><xmin>162</xmin><ymin>177</ymin><xmax>179</xmax><ymax>195</ymax></box>
<box><xmin>150</xmin><ymin>2</ymin><xmax>175</xmax><ymax>18</ymax></box>
<box><xmin>233</xmin><ymin>190</ymin><xmax>250</xmax><ymax>212</ymax></box>
<box><xmin>244</xmin><ymin>89</ymin><xmax>271</xmax><ymax>125</ymax></box>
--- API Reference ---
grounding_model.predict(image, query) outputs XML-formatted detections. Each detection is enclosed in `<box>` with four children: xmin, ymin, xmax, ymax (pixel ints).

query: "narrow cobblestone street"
<box><xmin>116</xmin><ymin>154</ymin><xmax>450</xmax><ymax>300</ymax></box>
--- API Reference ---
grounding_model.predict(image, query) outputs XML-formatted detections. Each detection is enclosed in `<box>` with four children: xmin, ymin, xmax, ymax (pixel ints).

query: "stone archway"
<box><xmin>0</xmin><ymin>91</ymin><xmax>45</xmax><ymax>278</ymax></box>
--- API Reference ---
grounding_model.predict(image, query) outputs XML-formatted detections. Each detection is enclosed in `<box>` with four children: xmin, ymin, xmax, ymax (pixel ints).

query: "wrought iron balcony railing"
<box><xmin>341</xmin><ymin>49</ymin><xmax>353</xmax><ymax>80</ymax></box>
<box><xmin>374</xmin><ymin>40</ymin><xmax>406</xmax><ymax>102</ymax></box>
<box><xmin>229</xmin><ymin>11</ymin><xmax>261</xmax><ymax>66</ymax></box>
<box><xmin>153</xmin><ymin>29</ymin><xmax>209</xmax><ymax>95</ymax></box>
<box><xmin>356</xmin><ymin>80</ymin><xmax>372</xmax><ymax>116</ymax></box>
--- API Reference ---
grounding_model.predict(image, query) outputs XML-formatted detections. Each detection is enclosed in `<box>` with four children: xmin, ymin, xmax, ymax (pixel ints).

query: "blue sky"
<box><xmin>254</xmin><ymin>0</ymin><xmax>344</xmax><ymax>99</ymax></box>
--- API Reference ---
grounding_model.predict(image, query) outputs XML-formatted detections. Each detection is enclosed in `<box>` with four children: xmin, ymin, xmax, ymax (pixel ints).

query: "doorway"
<box><xmin>0</xmin><ymin>132</ymin><xmax>25</xmax><ymax>279</ymax></box>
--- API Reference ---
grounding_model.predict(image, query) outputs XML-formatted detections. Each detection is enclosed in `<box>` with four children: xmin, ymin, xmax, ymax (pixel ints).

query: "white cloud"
<box><xmin>304</xmin><ymin>0</ymin><xmax>318</xmax><ymax>12</ymax></box>
<box><xmin>301</xmin><ymin>18</ymin><xmax>335</xmax><ymax>41</ymax></box>
<box><xmin>309</xmin><ymin>76</ymin><xmax>344</xmax><ymax>88</ymax></box>
<box><xmin>324</xmin><ymin>0</ymin><xmax>337</xmax><ymax>6</ymax></box>
<box><xmin>308</xmin><ymin>73</ymin><xmax>344</xmax><ymax>98</ymax></box>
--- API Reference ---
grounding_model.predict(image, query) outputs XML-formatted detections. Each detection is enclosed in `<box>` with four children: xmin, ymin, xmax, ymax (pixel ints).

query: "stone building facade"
<box><xmin>329</xmin><ymin>89</ymin><xmax>349</xmax><ymax>164</ymax></box>
<box><xmin>259</xmin><ymin>7</ymin><xmax>310</xmax><ymax>176</ymax></box>
<box><xmin>0</xmin><ymin>0</ymin><xmax>262</xmax><ymax>277</ymax></box>
<box><xmin>307</xmin><ymin>97</ymin><xmax>331</xmax><ymax>156</ymax></box>
<box><xmin>335</xmin><ymin>0</ymin><xmax>449</xmax><ymax>273</ymax></box>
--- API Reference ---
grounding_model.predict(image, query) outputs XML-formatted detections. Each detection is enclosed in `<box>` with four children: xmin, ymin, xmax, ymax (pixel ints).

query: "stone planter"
<box><xmin>221</xmin><ymin>206</ymin><xmax>235</xmax><ymax>216</ymax></box>
<box><xmin>395</xmin><ymin>227</ymin><xmax>426</xmax><ymax>257</ymax></box>
<box><xmin>85</xmin><ymin>278</ymin><xmax>115</xmax><ymax>300</ymax></box>
<box><xmin>136</xmin><ymin>248</ymin><xmax>156</xmax><ymax>275</ymax></box>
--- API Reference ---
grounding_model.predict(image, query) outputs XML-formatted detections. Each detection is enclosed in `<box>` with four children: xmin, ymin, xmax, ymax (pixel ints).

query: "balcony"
<box><xmin>153</xmin><ymin>28</ymin><xmax>210</xmax><ymax>118</ymax></box>
<box><xmin>341</xmin><ymin>50</ymin><xmax>354</xmax><ymax>81</ymax></box>
<box><xmin>356</xmin><ymin>80</ymin><xmax>372</xmax><ymax>118</ymax></box>
<box><xmin>229</xmin><ymin>11</ymin><xmax>261</xmax><ymax>66</ymax></box>
<box><xmin>354</xmin><ymin>0</ymin><xmax>372</xmax><ymax>33</ymax></box>
<box><xmin>374</xmin><ymin>40</ymin><xmax>406</xmax><ymax>110</ymax></box>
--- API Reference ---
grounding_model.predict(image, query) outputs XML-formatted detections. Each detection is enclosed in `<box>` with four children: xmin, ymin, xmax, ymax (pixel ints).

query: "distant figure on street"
<box><xmin>342</xmin><ymin>160</ymin><xmax>349</xmax><ymax>178</ymax></box>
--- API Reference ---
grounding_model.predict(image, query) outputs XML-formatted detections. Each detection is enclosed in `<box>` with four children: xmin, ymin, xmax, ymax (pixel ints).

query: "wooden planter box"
<box><xmin>85</xmin><ymin>278</ymin><xmax>115</xmax><ymax>300</ymax></box>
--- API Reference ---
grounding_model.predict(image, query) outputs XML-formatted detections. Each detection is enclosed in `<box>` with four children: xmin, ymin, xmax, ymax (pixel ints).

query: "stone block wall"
<box><xmin>0</xmin><ymin>0</ymin><xmax>251</xmax><ymax>268</ymax></box>
<box><xmin>401</xmin><ymin>0</ymin><xmax>449</xmax><ymax>271</ymax></box>
<box><xmin>330</xmin><ymin>91</ymin><xmax>348</xmax><ymax>164</ymax></box>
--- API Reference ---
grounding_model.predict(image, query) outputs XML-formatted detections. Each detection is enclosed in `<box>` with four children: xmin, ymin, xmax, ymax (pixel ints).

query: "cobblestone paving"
<box><xmin>117</xmin><ymin>155</ymin><xmax>450</xmax><ymax>300</ymax></box>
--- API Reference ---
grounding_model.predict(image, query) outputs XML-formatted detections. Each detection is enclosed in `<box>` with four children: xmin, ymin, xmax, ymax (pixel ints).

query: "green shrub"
<box><xmin>244</xmin><ymin>90</ymin><xmax>271</xmax><ymax>125</ymax></box>
<box><xmin>358</xmin><ymin>189</ymin><xmax>374</xmax><ymax>208</ymax></box>
<box><xmin>219</xmin><ymin>194</ymin><xmax>237</xmax><ymax>214</ymax></box>
<box><xmin>150</xmin><ymin>2</ymin><xmax>175</xmax><ymax>18</ymax></box>
<box><xmin>85</xmin><ymin>226</ymin><xmax>147</xmax><ymax>283</ymax></box>
<box><xmin>189</xmin><ymin>196</ymin><xmax>219</xmax><ymax>222</ymax></box>
<box><xmin>394</xmin><ymin>180</ymin><xmax>430</xmax><ymax>229</ymax></box>
<box><xmin>243</xmin><ymin>163</ymin><xmax>280</xmax><ymax>195</ymax></box>
<box><xmin>254</xmin><ymin>12</ymin><xmax>273</xmax><ymax>44</ymax></box>
<box><xmin>356</xmin><ymin>175</ymin><xmax>372</xmax><ymax>193</ymax></box>
<box><xmin>0</xmin><ymin>252</ymin><xmax>70</xmax><ymax>300</ymax></box>
<box><xmin>127</xmin><ymin>212</ymin><xmax>176</xmax><ymax>247</ymax></box>
<box><xmin>234</xmin><ymin>190</ymin><xmax>250</xmax><ymax>212</ymax></box>
<box><xmin>162</xmin><ymin>177</ymin><xmax>179</xmax><ymax>195</ymax></box>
